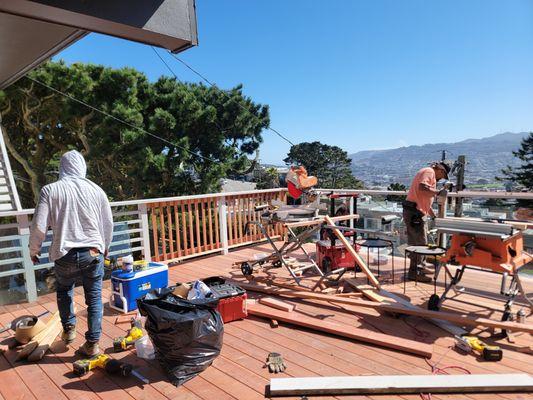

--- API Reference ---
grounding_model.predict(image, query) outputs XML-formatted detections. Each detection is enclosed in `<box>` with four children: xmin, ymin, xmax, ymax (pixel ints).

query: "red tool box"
<box><xmin>206</xmin><ymin>280</ymin><xmax>247</xmax><ymax>323</ymax></box>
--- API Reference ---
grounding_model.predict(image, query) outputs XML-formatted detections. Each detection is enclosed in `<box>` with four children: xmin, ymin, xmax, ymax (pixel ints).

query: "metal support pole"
<box><xmin>218</xmin><ymin>196</ymin><xmax>229</xmax><ymax>255</ymax></box>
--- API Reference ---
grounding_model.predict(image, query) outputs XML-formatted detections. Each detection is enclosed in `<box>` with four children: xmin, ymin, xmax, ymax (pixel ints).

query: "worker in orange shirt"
<box><xmin>402</xmin><ymin>161</ymin><xmax>451</xmax><ymax>282</ymax></box>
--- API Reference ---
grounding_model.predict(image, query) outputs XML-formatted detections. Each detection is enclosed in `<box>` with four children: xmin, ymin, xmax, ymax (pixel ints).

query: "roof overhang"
<box><xmin>0</xmin><ymin>0</ymin><xmax>198</xmax><ymax>89</ymax></box>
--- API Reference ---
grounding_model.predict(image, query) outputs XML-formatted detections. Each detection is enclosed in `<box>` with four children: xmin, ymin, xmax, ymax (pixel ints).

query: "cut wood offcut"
<box><xmin>247</xmin><ymin>303</ymin><xmax>432</xmax><ymax>358</ymax></box>
<box><xmin>16</xmin><ymin>311</ymin><xmax>61</xmax><ymax>361</ymax></box>
<box><xmin>259</xmin><ymin>297</ymin><xmax>295</xmax><ymax>312</ymax></box>
<box><xmin>269</xmin><ymin>374</ymin><xmax>533</xmax><ymax>396</ymax></box>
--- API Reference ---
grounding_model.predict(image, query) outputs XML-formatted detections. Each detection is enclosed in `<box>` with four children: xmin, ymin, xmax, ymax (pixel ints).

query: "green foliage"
<box><xmin>0</xmin><ymin>61</ymin><xmax>269</xmax><ymax>207</ymax></box>
<box><xmin>255</xmin><ymin>167</ymin><xmax>280</xmax><ymax>189</ymax></box>
<box><xmin>386</xmin><ymin>182</ymin><xmax>407</xmax><ymax>202</ymax></box>
<box><xmin>283</xmin><ymin>141</ymin><xmax>363</xmax><ymax>189</ymax></box>
<box><xmin>500</xmin><ymin>132</ymin><xmax>532</xmax><ymax>208</ymax></box>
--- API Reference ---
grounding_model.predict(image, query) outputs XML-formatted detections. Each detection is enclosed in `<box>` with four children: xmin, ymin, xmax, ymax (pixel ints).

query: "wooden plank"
<box><xmin>181</xmin><ymin>201</ymin><xmax>190</xmax><ymax>256</ymax></box>
<box><xmin>27</xmin><ymin>318</ymin><xmax>62</xmax><ymax>361</ymax></box>
<box><xmin>247</xmin><ymin>303</ymin><xmax>432</xmax><ymax>358</ymax></box>
<box><xmin>16</xmin><ymin>311</ymin><xmax>60</xmax><ymax>361</ymax></box>
<box><xmin>324</xmin><ymin>215</ymin><xmax>380</xmax><ymax>288</ymax></box>
<box><xmin>269</xmin><ymin>374</ymin><xmax>533</xmax><ymax>396</ymax></box>
<box><xmin>237</xmin><ymin>281</ymin><xmax>533</xmax><ymax>334</ymax></box>
<box><xmin>174</xmin><ymin>202</ymin><xmax>182</xmax><ymax>258</ymax></box>
<box><xmin>227</xmin><ymin>196</ymin><xmax>234</xmax><ymax>245</ymax></box>
<box><xmin>207</xmin><ymin>198</ymin><xmax>214</xmax><ymax>250</ymax></box>
<box><xmin>201</xmin><ymin>201</ymin><xmax>208</xmax><ymax>252</ymax></box>
<box><xmin>232</xmin><ymin>196</ymin><xmax>239</xmax><ymax>244</ymax></box>
<box><xmin>158</xmin><ymin>204</ymin><xmax>167</xmax><ymax>260</ymax></box>
<box><xmin>258</xmin><ymin>297</ymin><xmax>295</xmax><ymax>312</ymax></box>
<box><xmin>344</xmin><ymin>279</ymin><xmax>393</xmax><ymax>303</ymax></box>
<box><xmin>194</xmin><ymin>200</ymin><xmax>202</xmax><ymax>253</ymax></box>
<box><xmin>247</xmin><ymin>195</ymin><xmax>254</xmax><ymax>240</ymax></box>
<box><xmin>284</xmin><ymin>214</ymin><xmax>359</xmax><ymax>229</ymax></box>
<box><xmin>149</xmin><ymin>206</ymin><xmax>160</xmax><ymax>261</ymax></box>
<box><xmin>236</xmin><ymin>196</ymin><xmax>243</xmax><ymax>243</ymax></box>
<box><xmin>241</xmin><ymin>196</ymin><xmax>248</xmax><ymax>242</ymax></box>
<box><xmin>187</xmin><ymin>200</ymin><xmax>194</xmax><ymax>255</ymax></box>
<box><xmin>214</xmin><ymin>198</ymin><xmax>220</xmax><ymax>247</ymax></box>
<box><xmin>0</xmin><ymin>353</ymin><xmax>37</xmax><ymax>399</ymax></box>
<box><xmin>167</xmin><ymin>204</ymin><xmax>175</xmax><ymax>258</ymax></box>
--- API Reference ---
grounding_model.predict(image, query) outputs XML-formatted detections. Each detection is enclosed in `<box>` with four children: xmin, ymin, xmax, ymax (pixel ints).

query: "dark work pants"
<box><xmin>54</xmin><ymin>248</ymin><xmax>104</xmax><ymax>342</ymax></box>
<box><xmin>402</xmin><ymin>207</ymin><xmax>428</xmax><ymax>273</ymax></box>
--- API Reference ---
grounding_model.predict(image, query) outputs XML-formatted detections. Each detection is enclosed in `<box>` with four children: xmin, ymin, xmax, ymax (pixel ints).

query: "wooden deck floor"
<box><xmin>0</xmin><ymin>242</ymin><xmax>532</xmax><ymax>400</ymax></box>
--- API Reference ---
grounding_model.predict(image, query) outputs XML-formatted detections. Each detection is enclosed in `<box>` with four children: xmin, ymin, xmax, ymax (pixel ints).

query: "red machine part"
<box><xmin>316</xmin><ymin>240</ymin><xmax>361</xmax><ymax>273</ymax></box>
<box><xmin>440</xmin><ymin>232</ymin><xmax>530</xmax><ymax>274</ymax></box>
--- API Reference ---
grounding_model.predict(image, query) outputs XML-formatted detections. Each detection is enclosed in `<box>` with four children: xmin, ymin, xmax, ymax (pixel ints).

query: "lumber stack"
<box><xmin>237</xmin><ymin>281</ymin><xmax>533</xmax><ymax>334</ymax></box>
<box><xmin>16</xmin><ymin>311</ymin><xmax>62</xmax><ymax>362</ymax></box>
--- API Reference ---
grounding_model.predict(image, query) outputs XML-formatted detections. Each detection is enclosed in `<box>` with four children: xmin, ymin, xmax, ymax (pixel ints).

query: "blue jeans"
<box><xmin>55</xmin><ymin>248</ymin><xmax>104</xmax><ymax>342</ymax></box>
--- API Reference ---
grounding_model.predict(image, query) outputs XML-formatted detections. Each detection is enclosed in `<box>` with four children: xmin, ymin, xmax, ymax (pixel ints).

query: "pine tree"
<box><xmin>501</xmin><ymin>132</ymin><xmax>532</xmax><ymax>209</ymax></box>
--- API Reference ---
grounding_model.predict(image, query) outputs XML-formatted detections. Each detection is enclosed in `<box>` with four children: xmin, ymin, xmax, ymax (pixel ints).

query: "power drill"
<box><xmin>113</xmin><ymin>318</ymin><xmax>143</xmax><ymax>352</ymax></box>
<box><xmin>454</xmin><ymin>335</ymin><xmax>503</xmax><ymax>361</ymax></box>
<box><xmin>73</xmin><ymin>354</ymin><xmax>148</xmax><ymax>384</ymax></box>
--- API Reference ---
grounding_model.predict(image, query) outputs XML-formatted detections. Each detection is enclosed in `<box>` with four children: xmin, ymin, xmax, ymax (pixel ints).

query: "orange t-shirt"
<box><xmin>406</xmin><ymin>167</ymin><xmax>436</xmax><ymax>215</ymax></box>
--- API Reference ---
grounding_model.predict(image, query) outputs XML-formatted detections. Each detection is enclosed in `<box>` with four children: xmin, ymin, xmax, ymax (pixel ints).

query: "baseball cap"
<box><xmin>434</xmin><ymin>161</ymin><xmax>451</xmax><ymax>179</ymax></box>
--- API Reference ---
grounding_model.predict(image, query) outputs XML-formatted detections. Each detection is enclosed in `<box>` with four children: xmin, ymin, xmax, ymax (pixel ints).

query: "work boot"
<box><xmin>407</xmin><ymin>270</ymin><xmax>432</xmax><ymax>283</ymax></box>
<box><xmin>77</xmin><ymin>341</ymin><xmax>100</xmax><ymax>357</ymax></box>
<box><xmin>61</xmin><ymin>324</ymin><xmax>76</xmax><ymax>344</ymax></box>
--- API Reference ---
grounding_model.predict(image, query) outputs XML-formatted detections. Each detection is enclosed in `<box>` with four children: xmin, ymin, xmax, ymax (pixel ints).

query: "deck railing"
<box><xmin>145</xmin><ymin>189</ymin><xmax>286</xmax><ymax>262</ymax></box>
<box><xmin>0</xmin><ymin>188</ymin><xmax>286</xmax><ymax>303</ymax></box>
<box><xmin>0</xmin><ymin>187</ymin><xmax>530</xmax><ymax>304</ymax></box>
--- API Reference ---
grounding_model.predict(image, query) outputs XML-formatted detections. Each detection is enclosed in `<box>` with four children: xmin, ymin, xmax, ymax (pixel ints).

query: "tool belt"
<box><xmin>402</xmin><ymin>200</ymin><xmax>425</xmax><ymax>227</ymax></box>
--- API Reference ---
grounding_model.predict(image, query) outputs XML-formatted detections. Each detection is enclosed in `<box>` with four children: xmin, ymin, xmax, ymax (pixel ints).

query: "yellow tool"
<box><xmin>73</xmin><ymin>353</ymin><xmax>149</xmax><ymax>384</ymax></box>
<box><xmin>113</xmin><ymin>318</ymin><xmax>143</xmax><ymax>352</ymax></box>
<box><xmin>454</xmin><ymin>335</ymin><xmax>503</xmax><ymax>361</ymax></box>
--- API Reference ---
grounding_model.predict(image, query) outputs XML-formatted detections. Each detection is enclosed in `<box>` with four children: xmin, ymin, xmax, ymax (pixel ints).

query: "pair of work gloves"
<box><xmin>265</xmin><ymin>352</ymin><xmax>287</xmax><ymax>373</ymax></box>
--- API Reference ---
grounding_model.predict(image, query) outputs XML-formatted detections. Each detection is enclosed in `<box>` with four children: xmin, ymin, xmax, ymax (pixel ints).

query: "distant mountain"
<box><xmin>349</xmin><ymin>132</ymin><xmax>528</xmax><ymax>187</ymax></box>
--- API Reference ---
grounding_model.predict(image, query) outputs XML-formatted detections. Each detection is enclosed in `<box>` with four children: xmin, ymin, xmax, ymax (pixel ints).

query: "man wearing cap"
<box><xmin>402</xmin><ymin>161</ymin><xmax>451</xmax><ymax>282</ymax></box>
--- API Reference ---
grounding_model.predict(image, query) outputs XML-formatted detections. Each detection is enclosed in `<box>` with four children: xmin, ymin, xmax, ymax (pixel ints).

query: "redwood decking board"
<box><xmin>247</xmin><ymin>303</ymin><xmax>433</xmax><ymax>358</ymax></box>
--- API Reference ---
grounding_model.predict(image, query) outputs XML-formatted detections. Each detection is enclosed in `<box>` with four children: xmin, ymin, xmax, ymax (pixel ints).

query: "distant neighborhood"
<box><xmin>348</xmin><ymin>132</ymin><xmax>527</xmax><ymax>189</ymax></box>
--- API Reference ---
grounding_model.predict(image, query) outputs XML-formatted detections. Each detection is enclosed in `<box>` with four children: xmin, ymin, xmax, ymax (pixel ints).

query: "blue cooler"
<box><xmin>109</xmin><ymin>262</ymin><xmax>168</xmax><ymax>313</ymax></box>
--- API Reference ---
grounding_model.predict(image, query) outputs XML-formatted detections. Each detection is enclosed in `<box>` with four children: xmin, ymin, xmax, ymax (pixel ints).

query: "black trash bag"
<box><xmin>137</xmin><ymin>287</ymin><xmax>224</xmax><ymax>386</ymax></box>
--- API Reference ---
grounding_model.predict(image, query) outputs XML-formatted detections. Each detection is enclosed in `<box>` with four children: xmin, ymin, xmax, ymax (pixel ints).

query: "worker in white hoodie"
<box><xmin>29</xmin><ymin>150</ymin><xmax>113</xmax><ymax>356</ymax></box>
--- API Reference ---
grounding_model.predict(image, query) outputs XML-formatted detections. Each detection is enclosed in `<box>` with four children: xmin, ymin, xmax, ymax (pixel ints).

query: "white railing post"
<box><xmin>218</xmin><ymin>196</ymin><xmax>229</xmax><ymax>255</ymax></box>
<box><xmin>138</xmin><ymin>203</ymin><xmax>152</xmax><ymax>261</ymax></box>
<box><xmin>349</xmin><ymin>197</ymin><xmax>355</xmax><ymax>229</ymax></box>
<box><xmin>16</xmin><ymin>214</ymin><xmax>38</xmax><ymax>302</ymax></box>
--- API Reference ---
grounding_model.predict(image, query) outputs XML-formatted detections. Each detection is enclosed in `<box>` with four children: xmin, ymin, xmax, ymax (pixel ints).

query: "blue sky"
<box><xmin>56</xmin><ymin>0</ymin><xmax>533</xmax><ymax>164</ymax></box>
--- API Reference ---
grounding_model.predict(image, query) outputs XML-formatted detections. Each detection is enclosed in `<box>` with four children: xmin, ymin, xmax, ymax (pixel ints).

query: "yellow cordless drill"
<box><xmin>113</xmin><ymin>318</ymin><xmax>143</xmax><ymax>352</ymax></box>
<box><xmin>455</xmin><ymin>335</ymin><xmax>503</xmax><ymax>361</ymax></box>
<box><xmin>73</xmin><ymin>354</ymin><xmax>148</xmax><ymax>384</ymax></box>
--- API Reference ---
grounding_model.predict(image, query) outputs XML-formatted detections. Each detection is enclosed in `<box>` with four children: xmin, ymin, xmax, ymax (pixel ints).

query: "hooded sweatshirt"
<box><xmin>29</xmin><ymin>150</ymin><xmax>113</xmax><ymax>262</ymax></box>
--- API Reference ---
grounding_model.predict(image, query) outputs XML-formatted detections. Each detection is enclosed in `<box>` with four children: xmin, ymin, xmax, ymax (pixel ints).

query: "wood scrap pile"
<box><xmin>15</xmin><ymin>311</ymin><xmax>62</xmax><ymax>362</ymax></box>
<box><xmin>240</xmin><ymin>277</ymin><xmax>533</xmax><ymax>396</ymax></box>
<box><xmin>239</xmin><ymin>280</ymin><xmax>533</xmax><ymax>334</ymax></box>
